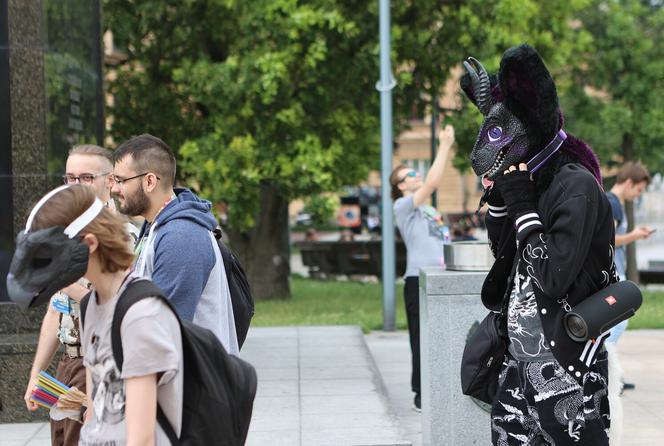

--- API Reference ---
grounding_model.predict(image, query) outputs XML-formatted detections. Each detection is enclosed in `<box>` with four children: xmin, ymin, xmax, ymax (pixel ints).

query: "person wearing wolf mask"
<box><xmin>8</xmin><ymin>185</ymin><xmax>184</xmax><ymax>445</ymax></box>
<box><xmin>461</xmin><ymin>45</ymin><xmax>615</xmax><ymax>445</ymax></box>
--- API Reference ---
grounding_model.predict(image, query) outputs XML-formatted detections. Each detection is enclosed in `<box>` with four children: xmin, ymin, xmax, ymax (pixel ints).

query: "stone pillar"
<box><xmin>0</xmin><ymin>0</ymin><xmax>50</xmax><ymax>423</ymax></box>
<box><xmin>420</xmin><ymin>267</ymin><xmax>491</xmax><ymax>445</ymax></box>
<box><xmin>0</xmin><ymin>0</ymin><xmax>103</xmax><ymax>422</ymax></box>
<box><xmin>8</xmin><ymin>0</ymin><xmax>49</xmax><ymax>232</ymax></box>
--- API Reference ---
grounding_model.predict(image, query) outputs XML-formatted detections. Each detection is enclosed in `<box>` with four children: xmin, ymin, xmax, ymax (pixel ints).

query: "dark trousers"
<box><xmin>404</xmin><ymin>276</ymin><xmax>420</xmax><ymax>395</ymax></box>
<box><xmin>50</xmin><ymin>355</ymin><xmax>86</xmax><ymax>446</ymax></box>
<box><xmin>491</xmin><ymin>353</ymin><xmax>610</xmax><ymax>445</ymax></box>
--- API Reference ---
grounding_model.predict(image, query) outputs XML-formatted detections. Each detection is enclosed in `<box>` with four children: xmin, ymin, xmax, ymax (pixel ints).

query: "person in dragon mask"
<box><xmin>460</xmin><ymin>44</ymin><xmax>615</xmax><ymax>445</ymax></box>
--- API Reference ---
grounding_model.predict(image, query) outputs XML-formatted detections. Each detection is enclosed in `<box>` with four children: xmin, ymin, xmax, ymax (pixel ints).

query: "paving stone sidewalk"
<box><xmin>2</xmin><ymin>327</ymin><xmax>662</xmax><ymax>446</ymax></box>
<box><xmin>365</xmin><ymin>329</ymin><xmax>664</xmax><ymax>446</ymax></box>
<box><xmin>1</xmin><ymin>326</ymin><xmax>408</xmax><ymax>446</ymax></box>
<box><xmin>243</xmin><ymin>326</ymin><xmax>409</xmax><ymax>446</ymax></box>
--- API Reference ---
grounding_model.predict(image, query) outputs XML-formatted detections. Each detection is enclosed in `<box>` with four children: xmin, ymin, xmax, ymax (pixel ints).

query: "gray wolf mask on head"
<box><xmin>6</xmin><ymin>185</ymin><xmax>102</xmax><ymax>309</ymax></box>
<box><xmin>460</xmin><ymin>44</ymin><xmax>601</xmax><ymax>193</ymax></box>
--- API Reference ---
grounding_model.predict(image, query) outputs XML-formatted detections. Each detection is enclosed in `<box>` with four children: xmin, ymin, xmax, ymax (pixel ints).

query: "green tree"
<box><xmin>105</xmin><ymin>0</ymin><xmax>381</xmax><ymax>299</ymax></box>
<box><xmin>303</xmin><ymin>194</ymin><xmax>338</xmax><ymax>226</ymax></box>
<box><xmin>104</xmin><ymin>0</ymin><xmax>596</xmax><ymax>299</ymax></box>
<box><xmin>562</xmin><ymin>0</ymin><xmax>664</xmax><ymax>281</ymax></box>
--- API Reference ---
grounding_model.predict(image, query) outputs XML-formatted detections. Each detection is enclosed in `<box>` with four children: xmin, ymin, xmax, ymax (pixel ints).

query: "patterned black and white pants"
<box><xmin>491</xmin><ymin>353</ymin><xmax>610</xmax><ymax>445</ymax></box>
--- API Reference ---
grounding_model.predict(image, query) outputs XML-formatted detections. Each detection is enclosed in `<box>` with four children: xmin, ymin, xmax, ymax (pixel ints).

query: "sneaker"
<box><xmin>622</xmin><ymin>382</ymin><xmax>635</xmax><ymax>391</ymax></box>
<box><xmin>413</xmin><ymin>394</ymin><xmax>421</xmax><ymax>412</ymax></box>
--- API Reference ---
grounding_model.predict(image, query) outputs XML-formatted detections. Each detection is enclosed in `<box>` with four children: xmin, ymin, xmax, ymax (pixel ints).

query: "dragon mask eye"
<box><xmin>487</xmin><ymin>126</ymin><xmax>503</xmax><ymax>142</ymax></box>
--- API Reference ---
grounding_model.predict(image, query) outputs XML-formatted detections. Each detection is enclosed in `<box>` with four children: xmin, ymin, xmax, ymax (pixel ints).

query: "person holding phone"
<box><xmin>605</xmin><ymin>161</ymin><xmax>652</xmax><ymax>390</ymax></box>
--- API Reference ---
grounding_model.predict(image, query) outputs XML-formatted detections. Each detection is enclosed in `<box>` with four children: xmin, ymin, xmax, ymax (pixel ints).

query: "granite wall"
<box><xmin>0</xmin><ymin>0</ymin><xmax>102</xmax><ymax>423</ymax></box>
<box><xmin>1</xmin><ymin>0</ymin><xmax>50</xmax><ymax>423</ymax></box>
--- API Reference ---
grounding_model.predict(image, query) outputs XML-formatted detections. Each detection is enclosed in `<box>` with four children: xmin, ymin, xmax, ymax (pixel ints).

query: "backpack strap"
<box><xmin>213</xmin><ymin>227</ymin><xmax>233</xmax><ymax>280</ymax></box>
<box><xmin>109</xmin><ymin>279</ymin><xmax>180</xmax><ymax>446</ymax></box>
<box><xmin>157</xmin><ymin>405</ymin><xmax>179</xmax><ymax>445</ymax></box>
<box><xmin>79</xmin><ymin>291</ymin><xmax>92</xmax><ymax>329</ymax></box>
<box><xmin>110</xmin><ymin>279</ymin><xmax>169</xmax><ymax>371</ymax></box>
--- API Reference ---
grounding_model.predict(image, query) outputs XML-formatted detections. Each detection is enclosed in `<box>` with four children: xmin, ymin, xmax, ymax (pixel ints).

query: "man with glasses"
<box><xmin>24</xmin><ymin>145</ymin><xmax>114</xmax><ymax>446</ymax></box>
<box><xmin>111</xmin><ymin>134</ymin><xmax>239</xmax><ymax>355</ymax></box>
<box><xmin>63</xmin><ymin>145</ymin><xmax>113</xmax><ymax>203</ymax></box>
<box><xmin>389</xmin><ymin>124</ymin><xmax>455</xmax><ymax>411</ymax></box>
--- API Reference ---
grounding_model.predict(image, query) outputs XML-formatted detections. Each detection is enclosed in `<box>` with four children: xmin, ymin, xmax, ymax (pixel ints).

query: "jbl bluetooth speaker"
<box><xmin>564</xmin><ymin>280</ymin><xmax>643</xmax><ymax>342</ymax></box>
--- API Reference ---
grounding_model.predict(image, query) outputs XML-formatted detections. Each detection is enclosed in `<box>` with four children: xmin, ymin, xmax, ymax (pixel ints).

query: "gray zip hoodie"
<box><xmin>133</xmin><ymin>188</ymin><xmax>239</xmax><ymax>355</ymax></box>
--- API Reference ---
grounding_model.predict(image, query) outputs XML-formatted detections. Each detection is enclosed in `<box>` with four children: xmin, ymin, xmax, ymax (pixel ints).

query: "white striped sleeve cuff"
<box><xmin>488</xmin><ymin>205</ymin><xmax>508</xmax><ymax>219</ymax></box>
<box><xmin>515</xmin><ymin>212</ymin><xmax>544</xmax><ymax>241</ymax></box>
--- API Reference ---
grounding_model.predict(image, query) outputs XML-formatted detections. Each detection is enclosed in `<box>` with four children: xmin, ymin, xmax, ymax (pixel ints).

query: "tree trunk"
<box><xmin>227</xmin><ymin>182</ymin><xmax>291</xmax><ymax>300</ymax></box>
<box><xmin>622</xmin><ymin>133</ymin><xmax>640</xmax><ymax>283</ymax></box>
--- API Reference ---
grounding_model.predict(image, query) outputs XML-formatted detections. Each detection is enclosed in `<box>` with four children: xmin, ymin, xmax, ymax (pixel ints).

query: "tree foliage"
<box><xmin>104</xmin><ymin>0</ymin><xmax>661</xmax><ymax>295</ymax></box>
<box><xmin>303</xmin><ymin>194</ymin><xmax>338</xmax><ymax>226</ymax></box>
<box><xmin>562</xmin><ymin>0</ymin><xmax>664</xmax><ymax>172</ymax></box>
<box><xmin>105</xmin><ymin>0</ymin><xmax>381</xmax><ymax>229</ymax></box>
<box><xmin>104</xmin><ymin>0</ymin><xmax>599</xmax><ymax>220</ymax></box>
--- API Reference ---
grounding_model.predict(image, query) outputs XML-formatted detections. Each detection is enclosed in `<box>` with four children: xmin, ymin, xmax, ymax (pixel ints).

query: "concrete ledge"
<box><xmin>419</xmin><ymin>267</ymin><xmax>487</xmax><ymax>296</ymax></box>
<box><xmin>420</xmin><ymin>269</ymin><xmax>491</xmax><ymax>445</ymax></box>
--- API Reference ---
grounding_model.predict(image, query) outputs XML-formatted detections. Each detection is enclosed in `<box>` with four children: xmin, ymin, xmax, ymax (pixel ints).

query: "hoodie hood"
<box><xmin>155</xmin><ymin>187</ymin><xmax>218</xmax><ymax>231</ymax></box>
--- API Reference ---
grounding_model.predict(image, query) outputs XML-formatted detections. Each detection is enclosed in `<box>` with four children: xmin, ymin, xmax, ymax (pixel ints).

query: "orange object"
<box><xmin>337</xmin><ymin>205</ymin><xmax>361</xmax><ymax>227</ymax></box>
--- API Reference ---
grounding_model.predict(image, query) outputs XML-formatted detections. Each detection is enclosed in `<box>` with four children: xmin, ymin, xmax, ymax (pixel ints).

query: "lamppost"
<box><xmin>377</xmin><ymin>0</ymin><xmax>396</xmax><ymax>330</ymax></box>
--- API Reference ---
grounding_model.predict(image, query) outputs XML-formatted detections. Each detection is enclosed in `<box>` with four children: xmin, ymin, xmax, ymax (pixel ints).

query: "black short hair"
<box><xmin>113</xmin><ymin>134</ymin><xmax>176</xmax><ymax>188</ymax></box>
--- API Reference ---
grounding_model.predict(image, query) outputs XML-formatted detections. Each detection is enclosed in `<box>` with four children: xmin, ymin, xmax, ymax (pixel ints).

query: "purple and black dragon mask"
<box><xmin>460</xmin><ymin>44</ymin><xmax>602</xmax><ymax>192</ymax></box>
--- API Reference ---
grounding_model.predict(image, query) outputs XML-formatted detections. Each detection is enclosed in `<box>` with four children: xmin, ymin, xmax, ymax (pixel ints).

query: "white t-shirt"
<box><xmin>80</xmin><ymin>276</ymin><xmax>183</xmax><ymax>446</ymax></box>
<box><xmin>394</xmin><ymin>196</ymin><xmax>446</xmax><ymax>277</ymax></box>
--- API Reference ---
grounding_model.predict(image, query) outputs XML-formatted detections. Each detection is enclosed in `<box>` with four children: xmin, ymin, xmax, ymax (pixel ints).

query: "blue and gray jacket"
<box><xmin>133</xmin><ymin>188</ymin><xmax>239</xmax><ymax>355</ymax></box>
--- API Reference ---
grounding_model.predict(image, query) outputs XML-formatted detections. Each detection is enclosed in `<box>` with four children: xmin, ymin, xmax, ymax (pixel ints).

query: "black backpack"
<box><xmin>213</xmin><ymin>227</ymin><xmax>254</xmax><ymax>348</ymax></box>
<box><xmin>81</xmin><ymin>279</ymin><xmax>257</xmax><ymax>445</ymax></box>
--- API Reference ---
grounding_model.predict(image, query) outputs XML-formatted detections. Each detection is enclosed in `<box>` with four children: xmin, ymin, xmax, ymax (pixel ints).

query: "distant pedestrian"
<box><xmin>305</xmin><ymin>228</ymin><xmax>319</xmax><ymax>242</ymax></box>
<box><xmin>605</xmin><ymin>162</ymin><xmax>652</xmax><ymax>388</ymax></box>
<box><xmin>111</xmin><ymin>134</ymin><xmax>239</xmax><ymax>355</ymax></box>
<box><xmin>339</xmin><ymin>229</ymin><xmax>355</xmax><ymax>242</ymax></box>
<box><xmin>390</xmin><ymin>124</ymin><xmax>455</xmax><ymax>411</ymax></box>
<box><xmin>606</xmin><ymin>162</ymin><xmax>652</xmax><ymax>283</ymax></box>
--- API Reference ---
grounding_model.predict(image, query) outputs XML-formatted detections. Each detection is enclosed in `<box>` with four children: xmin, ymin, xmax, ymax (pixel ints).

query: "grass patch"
<box><xmin>630</xmin><ymin>289</ymin><xmax>664</xmax><ymax>329</ymax></box>
<box><xmin>252</xmin><ymin>279</ymin><xmax>664</xmax><ymax>333</ymax></box>
<box><xmin>252</xmin><ymin>277</ymin><xmax>407</xmax><ymax>333</ymax></box>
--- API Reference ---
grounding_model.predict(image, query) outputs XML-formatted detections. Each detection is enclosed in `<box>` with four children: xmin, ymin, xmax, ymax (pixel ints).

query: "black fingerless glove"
<box><xmin>486</xmin><ymin>187</ymin><xmax>505</xmax><ymax>208</ymax></box>
<box><xmin>495</xmin><ymin>171</ymin><xmax>537</xmax><ymax>221</ymax></box>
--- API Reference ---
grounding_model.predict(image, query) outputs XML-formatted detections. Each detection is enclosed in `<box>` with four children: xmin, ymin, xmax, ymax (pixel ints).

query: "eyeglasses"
<box><xmin>62</xmin><ymin>172</ymin><xmax>110</xmax><ymax>185</ymax></box>
<box><xmin>398</xmin><ymin>170</ymin><xmax>418</xmax><ymax>183</ymax></box>
<box><xmin>112</xmin><ymin>172</ymin><xmax>160</xmax><ymax>186</ymax></box>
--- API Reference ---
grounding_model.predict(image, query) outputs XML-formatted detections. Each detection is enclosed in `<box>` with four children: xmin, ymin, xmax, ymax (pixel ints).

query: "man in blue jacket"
<box><xmin>111</xmin><ymin>134</ymin><xmax>239</xmax><ymax>355</ymax></box>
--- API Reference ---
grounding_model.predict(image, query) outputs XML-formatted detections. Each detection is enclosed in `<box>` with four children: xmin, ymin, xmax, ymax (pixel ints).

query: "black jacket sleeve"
<box><xmin>485</xmin><ymin>205</ymin><xmax>508</xmax><ymax>258</ymax></box>
<box><xmin>516</xmin><ymin>193</ymin><xmax>598</xmax><ymax>299</ymax></box>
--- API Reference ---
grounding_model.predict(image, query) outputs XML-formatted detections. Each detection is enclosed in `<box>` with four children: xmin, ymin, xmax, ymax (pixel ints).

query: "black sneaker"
<box><xmin>622</xmin><ymin>382</ymin><xmax>635</xmax><ymax>391</ymax></box>
<box><xmin>414</xmin><ymin>394</ymin><xmax>421</xmax><ymax>412</ymax></box>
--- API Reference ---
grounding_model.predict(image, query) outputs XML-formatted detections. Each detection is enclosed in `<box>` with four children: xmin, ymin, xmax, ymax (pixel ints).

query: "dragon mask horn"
<box><xmin>463</xmin><ymin>57</ymin><xmax>492</xmax><ymax>115</ymax></box>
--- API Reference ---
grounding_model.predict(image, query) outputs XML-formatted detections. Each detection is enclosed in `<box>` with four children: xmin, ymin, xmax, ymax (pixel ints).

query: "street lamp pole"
<box><xmin>377</xmin><ymin>0</ymin><xmax>396</xmax><ymax>331</ymax></box>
